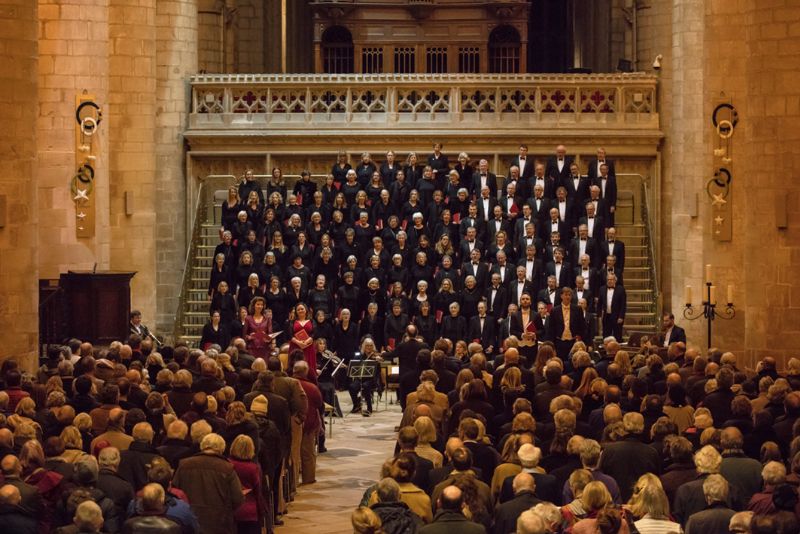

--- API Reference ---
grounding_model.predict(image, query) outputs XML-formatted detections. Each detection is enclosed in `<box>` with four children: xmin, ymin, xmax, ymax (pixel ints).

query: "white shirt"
<box><xmin>481</xmin><ymin>198</ymin><xmax>490</xmax><ymax>221</ymax></box>
<box><xmin>600</xmin><ymin>177</ymin><xmax>607</xmax><ymax>196</ymax></box>
<box><xmin>490</xmin><ymin>288</ymin><xmax>500</xmax><ymax>311</ymax></box>
<box><xmin>606</xmin><ymin>287</ymin><xmax>614</xmax><ymax>313</ymax></box>
<box><xmin>587</xmin><ymin>217</ymin><xmax>595</xmax><ymax>237</ymax></box>
<box><xmin>535</xmin><ymin>177</ymin><xmax>545</xmax><ymax>191</ymax></box>
<box><xmin>555</xmin><ymin>263</ymin><xmax>562</xmax><ymax>281</ymax></box>
<box><xmin>663</xmin><ymin>327</ymin><xmax>673</xmax><ymax>347</ymax></box>
<box><xmin>558</xmin><ymin>201</ymin><xmax>566</xmax><ymax>221</ymax></box>
<box><xmin>581</xmin><ymin>268</ymin><xmax>591</xmax><ymax>289</ymax></box>
<box><xmin>526</xmin><ymin>260</ymin><xmax>535</xmax><ymax>280</ymax></box>
<box><xmin>551</xmin><ymin>220</ymin><xmax>559</xmax><ymax>233</ymax></box>
<box><xmin>557</xmin><ymin>158</ymin><xmax>565</xmax><ymax>172</ymax></box>
<box><xmin>608</xmin><ymin>241</ymin><xmax>615</xmax><ymax>255</ymax></box>
<box><xmin>579</xmin><ymin>239</ymin><xmax>587</xmax><ymax>257</ymax></box>
<box><xmin>480</xmin><ymin>175</ymin><xmax>488</xmax><ymax>190</ymax></box>
<box><xmin>517</xmin><ymin>281</ymin><xmax>526</xmax><ymax>302</ymax></box>
<box><xmin>597</xmin><ymin>160</ymin><xmax>605</xmax><ymax>177</ymax></box>
<box><xmin>518</xmin><ymin>157</ymin><xmax>526</xmax><ymax>175</ymax></box>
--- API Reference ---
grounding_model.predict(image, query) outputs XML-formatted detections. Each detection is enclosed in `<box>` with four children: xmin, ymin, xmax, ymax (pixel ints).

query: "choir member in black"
<box><xmin>410</xmin><ymin>251</ymin><xmax>434</xmax><ymax>290</ymax></box>
<box><xmin>266</xmin><ymin>191</ymin><xmax>286</xmax><ymax>227</ymax></box>
<box><xmin>365</xmin><ymin>172</ymin><xmax>384</xmax><ymax>206</ymax></box>
<box><xmin>328</xmin><ymin>210</ymin><xmax>348</xmax><ymax>247</ymax></box>
<box><xmin>214</xmin><ymin>231</ymin><xmax>237</xmax><ymax>271</ymax></box>
<box><xmin>389</xmin><ymin>170</ymin><xmax>411</xmax><ymax>212</ymax></box>
<box><xmin>428</xmin><ymin>142</ymin><xmax>450</xmax><ymax>191</ymax></box>
<box><xmin>232</xmin><ymin>210</ymin><xmax>253</xmax><ymax>248</ymax></box>
<box><xmin>401</xmin><ymin>190</ymin><xmax>422</xmax><ymax>227</ymax></box>
<box><xmin>331</xmin><ymin>152</ymin><xmax>351</xmax><ymax>186</ymax></box>
<box><xmin>293</xmin><ymin>170</ymin><xmax>316</xmax><ymax>208</ymax></box>
<box><xmin>261</xmin><ymin>208</ymin><xmax>279</xmax><ymax>245</ymax></box>
<box><xmin>384</xmin><ymin>300</ymin><xmax>409</xmax><ymax>351</ymax></box>
<box><xmin>264</xmin><ymin>276</ymin><xmax>287</xmax><ymax>341</ymax></box>
<box><xmin>380</xmin><ymin>150</ymin><xmax>399</xmax><ymax>186</ymax></box>
<box><xmin>339</xmin><ymin>230</ymin><xmax>359</xmax><ymax>268</ymax></box>
<box><xmin>387</xmin><ymin>283</ymin><xmax>409</xmax><ymax>315</ymax></box>
<box><xmin>286</xmin><ymin>277</ymin><xmax>306</xmax><ymax>311</ymax></box>
<box><xmin>259</xmin><ymin>251</ymin><xmax>282</xmax><ymax>288</ymax></box>
<box><xmin>282</xmin><ymin>213</ymin><xmax>302</xmax><ymax>248</ymax></box>
<box><xmin>410</xmin><ymin>280</ymin><xmax>431</xmax><ymax>317</ymax></box>
<box><xmin>315</xmin><ymin>337</ymin><xmax>342</xmax><ymax>421</ymax></box>
<box><xmin>344</xmin><ymin>256</ymin><xmax>362</xmax><ymax>292</ymax></box>
<box><xmin>371</xmin><ymin>190</ymin><xmax>394</xmax><ymax>230</ymax></box>
<box><xmin>312</xmin><ymin>309</ymin><xmax>334</xmax><ymax>345</ymax></box>
<box><xmin>237</xmin><ymin>273</ymin><xmax>264</xmax><ymax>311</ymax></box>
<box><xmin>336</xmin><ymin>272</ymin><xmax>361</xmax><ymax>319</ymax></box>
<box><xmin>238</xmin><ymin>169</ymin><xmax>264</xmax><ymax>205</ymax></box>
<box><xmin>353</xmin><ymin>212</ymin><xmax>376</xmax><ymax>253</ymax></box>
<box><xmin>416</xmin><ymin>166</ymin><xmax>437</xmax><ymax>208</ymax></box>
<box><xmin>320</xmin><ymin>174</ymin><xmax>338</xmax><ymax>206</ymax></box>
<box><xmin>359</xmin><ymin>302</ymin><xmax>385</xmax><ymax>349</ymax></box>
<box><xmin>440</xmin><ymin>301</ymin><xmax>467</xmax><ymax>342</ymax></box>
<box><xmin>386</xmin><ymin>253</ymin><xmax>409</xmax><ymax>291</ymax></box>
<box><xmin>444</xmin><ymin>169</ymin><xmax>463</xmax><ymax>205</ymax></box>
<box><xmin>307</xmin><ymin>274</ymin><xmax>334</xmax><ymax>317</ymax></box>
<box><xmin>244</xmin><ymin>190</ymin><xmax>263</xmax><ymax>234</ymax></box>
<box><xmin>266</xmin><ymin>167</ymin><xmax>287</xmax><ymax>201</ymax></box>
<box><xmin>341</xmin><ymin>169</ymin><xmax>361</xmax><ymax>206</ymax></box>
<box><xmin>432</xmin><ymin>231</ymin><xmax>457</xmax><ymax>268</ymax></box>
<box><xmin>234</xmin><ymin>251</ymin><xmax>258</xmax><ymax>294</ymax></box>
<box><xmin>290</xmin><ymin>231</ymin><xmax>314</xmax><ymax>266</ymax></box>
<box><xmin>433</xmin><ymin>278</ymin><xmax>460</xmax><ymax>321</ymax></box>
<box><xmin>461</xmin><ymin>275</ymin><xmax>482</xmax><ymax>320</ymax></box>
<box><xmin>229</xmin><ymin>306</ymin><xmax>248</xmax><ymax>340</ymax></box>
<box><xmin>355</xmin><ymin>152</ymin><xmax>377</xmax><ymax>187</ymax></box>
<box><xmin>221</xmin><ymin>186</ymin><xmax>241</xmax><ymax>233</ymax></box>
<box><xmin>333</xmin><ymin>308</ymin><xmax>360</xmax><ymax>363</ymax></box>
<box><xmin>286</xmin><ymin>255</ymin><xmax>312</xmax><ymax>292</ymax></box>
<box><xmin>306</xmin><ymin>212</ymin><xmax>326</xmax><ymax>248</ymax></box>
<box><xmin>390</xmin><ymin>229</ymin><xmax>412</xmax><ymax>265</ymax></box>
<box><xmin>209</xmin><ymin>253</ymin><xmax>231</xmax><ymax>297</ymax></box>
<box><xmin>433</xmin><ymin>255</ymin><xmax>459</xmax><ymax>291</ymax></box>
<box><xmin>360</xmin><ymin>278</ymin><xmax>387</xmax><ymax>318</ymax></box>
<box><xmin>348</xmin><ymin>337</ymin><xmax>382</xmax><ymax>416</ymax></box>
<box><xmin>413</xmin><ymin>300</ymin><xmax>438</xmax><ymax>347</ymax></box>
<box><xmin>404</xmin><ymin>152</ymin><xmax>423</xmax><ymax>189</ymax></box>
<box><xmin>361</xmin><ymin>255</ymin><xmax>385</xmax><ymax>292</ymax></box>
<box><xmin>427</xmin><ymin>190</ymin><xmax>446</xmax><ymax>230</ymax></box>
<box><xmin>332</xmin><ymin>192</ymin><xmax>348</xmax><ymax>220</ymax></box>
<box><xmin>454</xmin><ymin>151</ymin><xmax>474</xmax><ymax>187</ymax></box>
<box><xmin>268</xmin><ymin>230</ymin><xmax>289</xmax><ymax>271</ymax></box>
<box><xmin>210</xmin><ymin>280</ymin><xmax>237</xmax><ymax>326</ymax></box>
<box><xmin>240</xmin><ymin>229</ymin><xmax>265</xmax><ymax>266</ymax></box>
<box><xmin>350</xmin><ymin>190</ymin><xmax>371</xmax><ymax>226</ymax></box>
<box><xmin>201</xmin><ymin>310</ymin><xmax>230</xmax><ymax>351</ymax></box>
<box><xmin>314</xmin><ymin>246</ymin><xmax>339</xmax><ymax>294</ymax></box>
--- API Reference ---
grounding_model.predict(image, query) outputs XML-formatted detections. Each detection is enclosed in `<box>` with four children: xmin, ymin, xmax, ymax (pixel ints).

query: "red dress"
<box><xmin>289</xmin><ymin>320</ymin><xmax>316</xmax><ymax>374</ymax></box>
<box><xmin>243</xmin><ymin>315</ymin><xmax>272</xmax><ymax>359</ymax></box>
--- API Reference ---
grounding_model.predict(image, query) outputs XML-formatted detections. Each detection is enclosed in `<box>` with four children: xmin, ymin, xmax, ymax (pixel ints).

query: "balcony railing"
<box><xmin>188</xmin><ymin>73</ymin><xmax>658</xmax><ymax>131</ymax></box>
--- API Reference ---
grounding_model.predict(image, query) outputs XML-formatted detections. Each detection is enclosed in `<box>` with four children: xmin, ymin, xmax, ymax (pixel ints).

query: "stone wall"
<box><xmin>0</xmin><ymin>0</ymin><xmax>39</xmax><ymax>371</ymax></box>
<box><xmin>155</xmin><ymin>0</ymin><xmax>197</xmax><ymax>334</ymax></box>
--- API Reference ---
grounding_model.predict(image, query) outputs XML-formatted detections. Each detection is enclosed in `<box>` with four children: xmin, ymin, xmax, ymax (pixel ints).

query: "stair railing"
<box><xmin>640</xmin><ymin>178</ymin><xmax>662</xmax><ymax>316</ymax></box>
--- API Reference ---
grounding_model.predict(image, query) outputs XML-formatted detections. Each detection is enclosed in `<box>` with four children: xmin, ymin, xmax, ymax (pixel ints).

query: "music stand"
<box><xmin>347</xmin><ymin>360</ymin><xmax>378</xmax><ymax>416</ymax></box>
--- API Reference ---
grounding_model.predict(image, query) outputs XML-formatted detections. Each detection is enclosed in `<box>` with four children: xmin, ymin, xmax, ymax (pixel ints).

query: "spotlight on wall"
<box><xmin>652</xmin><ymin>54</ymin><xmax>663</xmax><ymax>70</ymax></box>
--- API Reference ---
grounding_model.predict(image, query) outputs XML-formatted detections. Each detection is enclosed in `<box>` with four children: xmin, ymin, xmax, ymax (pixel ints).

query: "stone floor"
<box><xmin>280</xmin><ymin>391</ymin><xmax>402</xmax><ymax>534</ymax></box>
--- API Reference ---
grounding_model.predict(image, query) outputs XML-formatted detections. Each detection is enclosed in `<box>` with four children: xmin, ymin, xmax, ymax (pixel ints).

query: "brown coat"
<box><xmin>173</xmin><ymin>452</ymin><xmax>244</xmax><ymax>534</ymax></box>
<box><xmin>272</xmin><ymin>374</ymin><xmax>308</xmax><ymax>419</ymax></box>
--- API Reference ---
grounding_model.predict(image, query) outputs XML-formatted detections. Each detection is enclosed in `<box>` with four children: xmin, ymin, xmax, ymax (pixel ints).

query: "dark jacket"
<box><xmin>599</xmin><ymin>435</ymin><xmax>661</xmax><ymax>501</ymax></box>
<box><xmin>172</xmin><ymin>453</ymin><xmax>244</xmax><ymax>534</ymax></box>
<box><xmin>371</xmin><ymin>501</ymin><xmax>423</xmax><ymax>534</ymax></box>
<box><xmin>493</xmin><ymin>490</ymin><xmax>541</xmax><ymax>534</ymax></box>
<box><xmin>0</xmin><ymin>504</ymin><xmax>38</xmax><ymax>534</ymax></box>
<box><xmin>156</xmin><ymin>439</ymin><xmax>193</xmax><ymax>470</ymax></box>
<box><xmin>121</xmin><ymin>514</ymin><xmax>182</xmax><ymax>534</ymax></box>
<box><xmin>97</xmin><ymin>468</ymin><xmax>135</xmax><ymax>519</ymax></box>
<box><xmin>118</xmin><ymin>441</ymin><xmax>162</xmax><ymax>492</ymax></box>
<box><xmin>420</xmin><ymin>509</ymin><xmax>486</xmax><ymax>534</ymax></box>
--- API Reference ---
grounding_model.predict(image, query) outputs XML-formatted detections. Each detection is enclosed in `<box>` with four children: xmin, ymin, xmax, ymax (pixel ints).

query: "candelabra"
<box><xmin>683</xmin><ymin>266</ymin><xmax>735</xmax><ymax>348</ymax></box>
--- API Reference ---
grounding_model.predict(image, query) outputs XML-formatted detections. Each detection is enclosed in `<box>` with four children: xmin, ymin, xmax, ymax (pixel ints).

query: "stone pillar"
<box><xmin>108</xmin><ymin>0</ymin><xmax>158</xmax><ymax>323</ymax></box>
<box><xmin>37</xmin><ymin>0</ymin><xmax>111</xmax><ymax>278</ymax></box>
<box><xmin>0</xmin><ymin>0</ymin><xmax>39</xmax><ymax>370</ymax></box>
<box><xmin>155</xmin><ymin>0</ymin><xmax>197</xmax><ymax>334</ymax></box>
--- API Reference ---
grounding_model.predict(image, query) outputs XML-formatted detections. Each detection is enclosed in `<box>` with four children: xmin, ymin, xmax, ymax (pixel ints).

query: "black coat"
<box><xmin>420</xmin><ymin>510</ymin><xmax>486</xmax><ymax>534</ymax></box>
<box><xmin>547</xmin><ymin>304</ymin><xmax>586</xmax><ymax>342</ymax></box>
<box><xmin>371</xmin><ymin>501</ymin><xmax>423</xmax><ymax>534</ymax></box>
<box><xmin>118</xmin><ymin>441</ymin><xmax>161</xmax><ymax>492</ymax></box>
<box><xmin>599</xmin><ymin>436</ymin><xmax>661</xmax><ymax>501</ymax></box>
<box><xmin>493</xmin><ymin>491</ymin><xmax>542</xmax><ymax>534</ymax></box>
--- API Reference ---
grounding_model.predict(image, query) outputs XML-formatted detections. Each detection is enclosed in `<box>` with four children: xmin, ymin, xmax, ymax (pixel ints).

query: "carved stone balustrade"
<box><xmin>187</xmin><ymin>73</ymin><xmax>659</xmax><ymax>137</ymax></box>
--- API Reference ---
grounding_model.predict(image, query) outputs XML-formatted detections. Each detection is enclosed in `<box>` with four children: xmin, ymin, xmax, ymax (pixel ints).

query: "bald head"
<box><xmin>0</xmin><ymin>484</ymin><xmax>20</xmax><ymax>506</ymax></box>
<box><xmin>108</xmin><ymin>407</ymin><xmax>126</xmax><ymax>429</ymax></box>
<box><xmin>512</xmin><ymin>472</ymin><xmax>536</xmax><ymax>494</ymax></box>
<box><xmin>440</xmin><ymin>485</ymin><xmax>464</xmax><ymax>511</ymax></box>
<box><xmin>444</xmin><ymin>437</ymin><xmax>464</xmax><ymax>459</ymax></box>
<box><xmin>0</xmin><ymin>455</ymin><xmax>21</xmax><ymax>477</ymax></box>
<box><xmin>504</xmin><ymin>348</ymin><xmax>520</xmax><ymax>365</ymax></box>
<box><xmin>0</xmin><ymin>429</ymin><xmax>13</xmax><ymax>449</ymax></box>
<box><xmin>414</xmin><ymin>404</ymin><xmax>432</xmax><ymax>419</ymax></box>
<box><xmin>720</xmin><ymin>427</ymin><xmax>744</xmax><ymax>450</ymax></box>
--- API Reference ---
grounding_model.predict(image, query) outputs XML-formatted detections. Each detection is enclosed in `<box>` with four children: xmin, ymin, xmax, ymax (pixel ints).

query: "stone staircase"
<box><xmin>615</xmin><ymin>221</ymin><xmax>659</xmax><ymax>336</ymax></box>
<box><xmin>177</xmin><ymin>222</ymin><xmax>220</xmax><ymax>346</ymax></box>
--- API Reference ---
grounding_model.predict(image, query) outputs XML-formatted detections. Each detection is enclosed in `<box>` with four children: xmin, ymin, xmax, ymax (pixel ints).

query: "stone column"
<box><xmin>108</xmin><ymin>0</ymin><xmax>158</xmax><ymax>322</ymax></box>
<box><xmin>37</xmin><ymin>0</ymin><xmax>111</xmax><ymax>277</ymax></box>
<box><xmin>155</xmin><ymin>0</ymin><xmax>198</xmax><ymax>334</ymax></box>
<box><xmin>0</xmin><ymin>0</ymin><xmax>39</xmax><ymax>370</ymax></box>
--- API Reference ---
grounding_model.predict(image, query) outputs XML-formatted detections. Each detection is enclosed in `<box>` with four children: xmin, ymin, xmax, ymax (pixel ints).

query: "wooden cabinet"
<box><xmin>59</xmin><ymin>271</ymin><xmax>136</xmax><ymax>345</ymax></box>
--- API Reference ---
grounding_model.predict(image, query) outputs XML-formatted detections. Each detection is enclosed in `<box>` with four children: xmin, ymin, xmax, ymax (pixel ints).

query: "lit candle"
<box><xmin>727</xmin><ymin>284</ymin><xmax>733</xmax><ymax>304</ymax></box>
<box><xmin>705</xmin><ymin>264</ymin><xmax>712</xmax><ymax>282</ymax></box>
<box><xmin>709</xmin><ymin>285</ymin><xmax>716</xmax><ymax>305</ymax></box>
<box><xmin>685</xmin><ymin>285</ymin><xmax>692</xmax><ymax>305</ymax></box>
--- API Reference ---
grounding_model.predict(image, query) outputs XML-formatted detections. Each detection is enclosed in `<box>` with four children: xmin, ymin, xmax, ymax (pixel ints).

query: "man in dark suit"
<box><xmin>461</xmin><ymin>248</ymin><xmax>489</xmax><ymax>290</ymax></box>
<box><xmin>660</xmin><ymin>312</ymin><xmax>687</xmax><ymax>347</ymax></box>
<box><xmin>545</xmin><ymin>145</ymin><xmax>574</xmax><ymax>192</ymax></box>
<box><xmin>389</xmin><ymin>325</ymin><xmax>429</xmax><ymax>376</ymax></box>
<box><xmin>541</xmin><ymin>208</ymin><xmax>567</xmax><ymax>242</ymax></box>
<box><xmin>602</xmin><ymin>254</ymin><xmax>624</xmax><ymax>287</ymax></box>
<box><xmin>514</xmin><ymin>205</ymin><xmax>538</xmax><ymax>249</ymax></box>
<box><xmin>468</xmin><ymin>301</ymin><xmax>497</xmax><ymax>354</ymax></box>
<box><xmin>599</xmin><ymin>412</ymin><xmax>660</xmax><ymax>502</ymax></box>
<box><xmin>459</xmin><ymin>419</ymin><xmax>499</xmax><ymax>486</ymax></box>
<box><xmin>577</xmin><ymin>296</ymin><xmax>596</xmax><ymax>345</ymax></box>
<box><xmin>509</xmin><ymin>143</ymin><xmax>534</xmax><ymax>180</ymax></box>
<box><xmin>517</xmin><ymin>244</ymin><xmax>545</xmax><ymax>293</ymax></box>
<box><xmin>553</xmin><ymin>186</ymin><xmax>578</xmax><ymax>238</ymax></box>
<box><xmin>459</xmin><ymin>203</ymin><xmax>486</xmax><ymax>243</ymax></box>
<box><xmin>592</xmin><ymin>164</ymin><xmax>617</xmax><ymax>226</ymax></box>
<box><xmin>471</xmin><ymin>159</ymin><xmax>497</xmax><ymax>198</ymax></box>
<box><xmin>578</xmin><ymin>202</ymin><xmax>606</xmax><ymax>243</ymax></box>
<box><xmin>564</xmin><ymin>161</ymin><xmax>592</xmax><ymax>207</ymax></box>
<box><xmin>532</xmin><ymin>162</ymin><xmax>558</xmax><ymax>199</ymax></box>
<box><xmin>599</xmin><ymin>226</ymin><xmax>625</xmax><ymax>271</ymax></box>
<box><xmin>499</xmin><ymin>182</ymin><xmax>521</xmax><ymax>224</ymax></box>
<box><xmin>574</xmin><ymin>253</ymin><xmax>600</xmax><ymax>294</ymax></box>
<box><xmin>570</xmin><ymin>224</ymin><xmax>599</xmax><ymax>268</ymax></box>
<box><xmin>547</xmin><ymin>287</ymin><xmax>587</xmax><ymax>360</ymax></box>
<box><xmin>486</xmin><ymin>205</ymin><xmax>512</xmax><ymax>246</ymax></box>
<box><xmin>586</xmin><ymin>147</ymin><xmax>616</xmax><ymax>183</ymax></box>
<box><xmin>533</xmin><ymin>301</ymin><xmax>550</xmax><ymax>341</ymax></box>
<box><xmin>493</xmin><ymin>472</ymin><xmax>542</xmax><ymax>534</ymax></box>
<box><xmin>546</xmin><ymin>248</ymin><xmax>573</xmax><ymax>290</ymax></box>
<box><xmin>499</xmin><ymin>444</ymin><xmax>558</xmax><ymax>504</ymax></box>
<box><xmin>573</xmin><ymin>273</ymin><xmax>594</xmax><ymax>308</ymax></box>
<box><xmin>597</xmin><ymin>273</ymin><xmax>626</xmax><ymax>341</ymax></box>
<box><xmin>485</xmin><ymin>273</ymin><xmax>509</xmax><ymax>319</ymax></box>
<box><xmin>475</xmin><ymin>185</ymin><xmax>498</xmax><ymax>225</ymax></box>
<box><xmin>508</xmin><ymin>266</ymin><xmax>536</xmax><ymax>307</ymax></box>
<box><xmin>459</xmin><ymin>226</ymin><xmax>484</xmax><ymax>263</ymax></box>
<box><xmin>537</xmin><ymin>276</ymin><xmax>561</xmax><ymax>309</ymax></box>
<box><xmin>398</xmin><ymin>427</ymin><xmax>433</xmax><ymax>493</ymax></box>
<box><xmin>497</xmin><ymin>303</ymin><xmax>517</xmax><ymax>344</ymax></box>
<box><xmin>490</xmin><ymin>252</ymin><xmax>515</xmax><ymax>288</ymax></box>
<box><xmin>502</xmin><ymin>165</ymin><xmax>531</xmax><ymax>204</ymax></box>
<box><xmin>527</xmin><ymin>183</ymin><xmax>551</xmax><ymax>226</ymax></box>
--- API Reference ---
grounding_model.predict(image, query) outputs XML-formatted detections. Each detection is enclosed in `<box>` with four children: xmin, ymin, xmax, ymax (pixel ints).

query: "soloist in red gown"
<box><xmin>243</xmin><ymin>315</ymin><xmax>273</xmax><ymax>359</ymax></box>
<box><xmin>289</xmin><ymin>320</ymin><xmax>317</xmax><ymax>374</ymax></box>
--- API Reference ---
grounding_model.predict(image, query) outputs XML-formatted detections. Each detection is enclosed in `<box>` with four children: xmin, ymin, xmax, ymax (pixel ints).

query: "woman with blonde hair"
<box><xmin>575</xmin><ymin>368</ymin><xmax>600</xmax><ymax>399</ymax></box>
<box><xmin>570</xmin><ymin>481</ymin><xmax>630</xmax><ymax>534</ymax></box>
<box><xmin>413</xmin><ymin>416</ymin><xmax>443</xmax><ymax>468</ymax></box>
<box><xmin>500</xmin><ymin>366</ymin><xmax>527</xmax><ymax>411</ymax></box>
<box><xmin>352</xmin><ymin>506</ymin><xmax>383</xmax><ymax>534</ymax></box>
<box><xmin>625</xmin><ymin>473</ymin><xmax>679</xmax><ymax>533</ymax></box>
<box><xmin>491</xmin><ymin>434</ymin><xmax>523</xmax><ymax>501</ymax></box>
<box><xmin>614</xmin><ymin>350</ymin><xmax>632</xmax><ymax>375</ymax></box>
<box><xmin>561</xmin><ymin>469</ymin><xmax>594</xmax><ymax>527</ymax></box>
<box><xmin>369</xmin><ymin>453</ymin><xmax>432</xmax><ymax>523</ymax></box>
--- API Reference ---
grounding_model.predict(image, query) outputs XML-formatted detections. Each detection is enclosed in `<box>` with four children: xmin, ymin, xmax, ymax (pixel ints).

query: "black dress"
<box><xmin>440</xmin><ymin>315</ymin><xmax>467</xmax><ymax>343</ymax></box>
<box><xmin>200</xmin><ymin>322</ymin><xmax>230</xmax><ymax>350</ymax></box>
<box><xmin>210</xmin><ymin>292</ymin><xmax>237</xmax><ymax>325</ymax></box>
<box><xmin>333</xmin><ymin>321</ymin><xmax>360</xmax><ymax>362</ymax></box>
<box><xmin>413</xmin><ymin>313</ymin><xmax>438</xmax><ymax>347</ymax></box>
